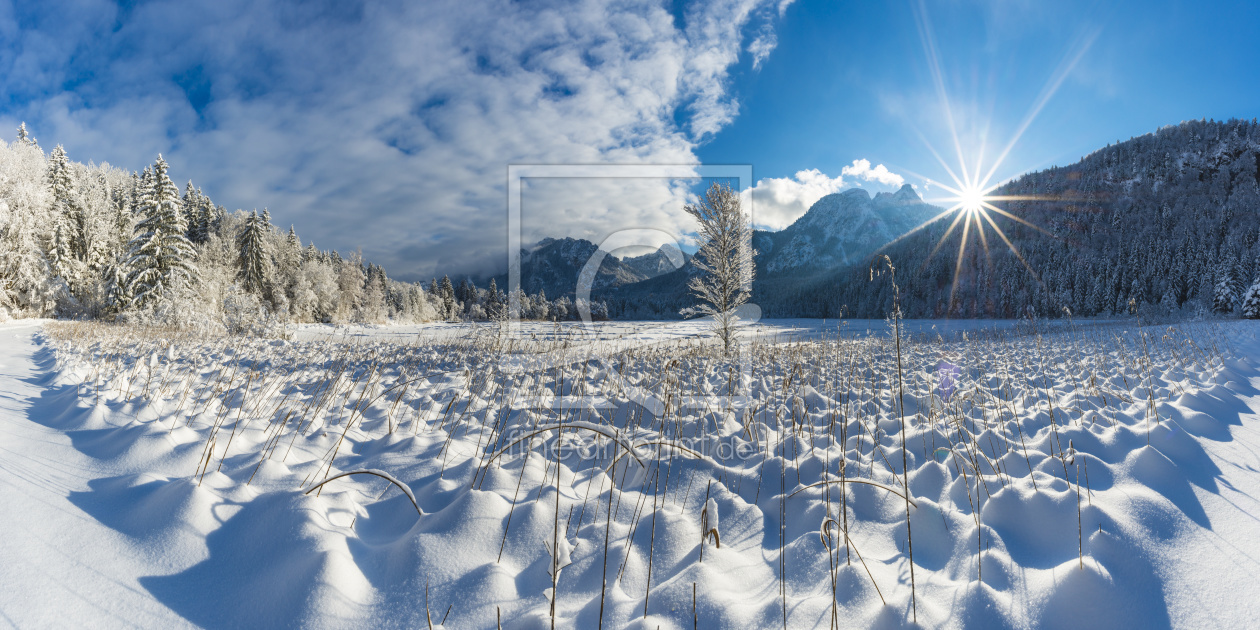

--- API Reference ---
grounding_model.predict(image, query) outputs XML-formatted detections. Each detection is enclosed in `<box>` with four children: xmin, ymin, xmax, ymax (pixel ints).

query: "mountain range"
<box><xmin>502</xmin><ymin>182</ymin><xmax>937</xmax><ymax>316</ymax></box>
<box><xmin>498</xmin><ymin>118</ymin><xmax>1260</xmax><ymax>320</ymax></box>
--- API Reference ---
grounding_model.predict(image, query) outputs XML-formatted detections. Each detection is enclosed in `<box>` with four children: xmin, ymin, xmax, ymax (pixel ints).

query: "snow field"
<box><xmin>31</xmin><ymin>318</ymin><xmax>1260</xmax><ymax>629</ymax></box>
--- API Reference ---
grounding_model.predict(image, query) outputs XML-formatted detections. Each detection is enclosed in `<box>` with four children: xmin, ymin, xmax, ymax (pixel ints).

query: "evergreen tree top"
<box><xmin>125</xmin><ymin>154</ymin><xmax>199</xmax><ymax>310</ymax></box>
<box><xmin>47</xmin><ymin>144</ymin><xmax>73</xmax><ymax>203</ymax></box>
<box><xmin>16</xmin><ymin>122</ymin><xmax>36</xmax><ymax>147</ymax></box>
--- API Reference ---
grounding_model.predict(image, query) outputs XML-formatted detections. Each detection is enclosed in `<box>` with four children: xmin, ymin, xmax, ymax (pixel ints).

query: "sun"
<box><xmin>958</xmin><ymin>184</ymin><xmax>985</xmax><ymax>214</ymax></box>
<box><xmin>874</xmin><ymin>169</ymin><xmax>1053</xmax><ymax>314</ymax></box>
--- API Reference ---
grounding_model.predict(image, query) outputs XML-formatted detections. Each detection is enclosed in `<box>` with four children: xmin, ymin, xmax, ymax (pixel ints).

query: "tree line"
<box><xmin>756</xmin><ymin>118</ymin><xmax>1260</xmax><ymax>321</ymax></box>
<box><xmin>0</xmin><ymin>125</ymin><xmax>601</xmax><ymax>330</ymax></box>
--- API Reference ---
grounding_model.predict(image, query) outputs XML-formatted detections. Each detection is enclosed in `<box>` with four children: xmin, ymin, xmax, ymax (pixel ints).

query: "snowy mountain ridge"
<box><xmin>756</xmin><ymin>184</ymin><xmax>935</xmax><ymax>273</ymax></box>
<box><xmin>620</xmin><ymin>243</ymin><xmax>689</xmax><ymax>278</ymax></box>
<box><xmin>503</xmin><ymin>183</ymin><xmax>939</xmax><ymax>317</ymax></box>
<box><xmin>516</xmin><ymin>236</ymin><xmax>650</xmax><ymax>298</ymax></box>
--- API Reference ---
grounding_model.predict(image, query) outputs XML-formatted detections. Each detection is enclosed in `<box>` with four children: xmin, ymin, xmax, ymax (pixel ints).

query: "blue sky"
<box><xmin>710</xmin><ymin>0</ymin><xmax>1260</xmax><ymax>220</ymax></box>
<box><xmin>2</xmin><ymin>0</ymin><xmax>1258</xmax><ymax>280</ymax></box>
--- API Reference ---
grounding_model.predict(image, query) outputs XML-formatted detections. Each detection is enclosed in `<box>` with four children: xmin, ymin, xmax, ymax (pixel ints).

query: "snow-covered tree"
<box><xmin>182</xmin><ymin>181</ymin><xmax>196</xmax><ymax>229</ymax></box>
<box><xmin>553</xmin><ymin>295</ymin><xmax>571</xmax><ymax>321</ymax></box>
<box><xmin>291</xmin><ymin>258</ymin><xmax>339</xmax><ymax>322</ymax></box>
<box><xmin>188</xmin><ymin>190</ymin><xmax>216</xmax><ymax>244</ymax></box>
<box><xmin>101</xmin><ymin>257</ymin><xmax>131</xmax><ymax>317</ymax></box>
<box><xmin>15</xmin><ymin>123</ymin><xmax>36</xmax><ymax>147</ymax></box>
<box><xmin>681</xmin><ymin>182</ymin><xmax>756</xmax><ymax>353</ymax></box>
<box><xmin>359</xmin><ymin>268</ymin><xmax>387</xmax><ymax>323</ymax></box>
<box><xmin>45</xmin><ymin>145</ymin><xmax>88</xmax><ymax>299</ymax></box>
<box><xmin>530</xmin><ymin>289</ymin><xmax>550</xmax><ymax>320</ymax></box>
<box><xmin>439</xmin><ymin>275</ymin><xmax>454</xmax><ymax>320</ymax></box>
<box><xmin>335</xmin><ymin>251</ymin><xmax>365</xmax><ymax>323</ymax></box>
<box><xmin>126</xmin><ymin>155</ymin><xmax>198</xmax><ymax>311</ymax></box>
<box><xmin>1159</xmin><ymin>289</ymin><xmax>1176</xmax><ymax>310</ymax></box>
<box><xmin>269</xmin><ymin>225</ymin><xmax>303</xmax><ymax>316</ymax></box>
<box><xmin>486</xmin><ymin>277</ymin><xmax>504</xmax><ymax>319</ymax></box>
<box><xmin>0</xmin><ymin>137</ymin><xmax>58</xmax><ymax>316</ymax></box>
<box><xmin>1242</xmin><ymin>279</ymin><xmax>1260</xmax><ymax>319</ymax></box>
<box><xmin>47</xmin><ymin>145</ymin><xmax>74</xmax><ymax>207</ymax></box>
<box><xmin>412</xmin><ymin>284</ymin><xmax>435</xmax><ymax>321</ymax></box>
<box><xmin>456</xmin><ymin>277</ymin><xmax>472</xmax><ymax>308</ymax></box>
<box><xmin>590</xmin><ymin>299</ymin><xmax>609</xmax><ymax>320</ymax></box>
<box><xmin>47</xmin><ymin>222</ymin><xmax>78</xmax><ymax>294</ymax></box>
<box><xmin>1213</xmin><ymin>267</ymin><xmax>1237</xmax><ymax>314</ymax></box>
<box><xmin>237</xmin><ymin>209</ymin><xmax>273</xmax><ymax>295</ymax></box>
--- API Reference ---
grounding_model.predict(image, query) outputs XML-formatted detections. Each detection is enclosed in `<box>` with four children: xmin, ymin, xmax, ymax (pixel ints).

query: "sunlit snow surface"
<box><xmin>290</xmin><ymin>317</ymin><xmax>1079</xmax><ymax>344</ymax></box>
<box><xmin>3</xmin><ymin>318</ymin><xmax>1260</xmax><ymax>628</ymax></box>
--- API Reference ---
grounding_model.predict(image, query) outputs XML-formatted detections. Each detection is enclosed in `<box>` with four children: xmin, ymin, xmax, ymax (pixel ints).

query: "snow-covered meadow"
<box><xmin>5</xmin><ymin>317</ymin><xmax>1260</xmax><ymax>629</ymax></box>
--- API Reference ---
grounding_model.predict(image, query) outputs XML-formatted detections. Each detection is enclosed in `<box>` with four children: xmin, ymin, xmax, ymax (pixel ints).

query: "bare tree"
<box><xmin>681</xmin><ymin>182</ymin><xmax>755</xmax><ymax>354</ymax></box>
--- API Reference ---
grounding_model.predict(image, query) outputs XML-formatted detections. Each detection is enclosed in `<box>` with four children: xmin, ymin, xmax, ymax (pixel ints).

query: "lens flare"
<box><xmin>871</xmin><ymin>0</ymin><xmax>1094</xmax><ymax>315</ymax></box>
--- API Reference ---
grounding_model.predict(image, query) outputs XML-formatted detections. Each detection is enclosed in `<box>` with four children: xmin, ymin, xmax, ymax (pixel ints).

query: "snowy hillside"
<box><xmin>773</xmin><ymin>118</ymin><xmax>1260</xmax><ymax>319</ymax></box>
<box><xmin>5</xmin><ymin>317</ymin><xmax>1260</xmax><ymax>628</ymax></box>
<box><xmin>594</xmin><ymin>119</ymin><xmax>1260</xmax><ymax>321</ymax></box>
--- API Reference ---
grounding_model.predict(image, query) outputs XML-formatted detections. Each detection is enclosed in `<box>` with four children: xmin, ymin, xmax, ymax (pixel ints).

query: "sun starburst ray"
<box><xmin>977</xmin><ymin>207</ymin><xmax>1042</xmax><ymax>282</ymax></box>
<box><xmin>923</xmin><ymin>204</ymin><xmax>969</xmax><ymax>267</ymax></box>
<box><xmin>973</xmin><ymin>211</ymin><xmax>990</xmax><ymax>259</ymax></box>
<box><xmin>971</xmin><ymin>142</ymin><xmax>988</xmax><ymax>195</ymax></box>
<box><xmin>977</xmin><ymin>29</ymin><xmax>1099</xmax><ymax>190</ymax></box>
<box><xmin>911</xmin><ymin>129</ymin><xmax>966</xmax><ymax>190</ymax></box>
<box><xmin>948</xmin><ymin>212</ymin><xmax>973</xmax><ymax>307</ymax></box>
<box><xmin>874</xmin><ymin>204</ymin><xmax>962</xmax><ymax>254</ymax></box>
<box><xmin>983</xmin><ymin>194</ymin><xmax>1055</xmax><ymax>203</ymax></box>
<box><xmin>980</xmin><ymin>201</ymin><xmax>1055</xmax><ymax>236</ymax></box>
<box><xmin>923</xmin><ymin>179</ymin><xmax>967</xmax><ymax>197</ymax></box>
<box><xmin>913</xmin><ymin>0</ymin><xmax>972</xmax><ymax>192</ymax></box>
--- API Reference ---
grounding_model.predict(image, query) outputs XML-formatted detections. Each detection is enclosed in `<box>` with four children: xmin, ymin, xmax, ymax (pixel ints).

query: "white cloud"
<box><xmin>746</xmin><ymin>168</ymin><xmax>847</xmax><ymax>230</ymax></box>
<box><xmin>747</xmin><ymin>0</ymin><xmax>794</xmax><ymax>70</ymax></box>
<box><xmin>840</xmin><ymin>158</ymin><xmax>905</xmax><ymax>187</ymax></box>
<box><xmin>1</xmin><ymin>0</ymin><xmax>790</xmax><ymax>280</ymax></box>
<box><xmin>744</xmin><ymin>159</ymin><xmax>909</xmax><ymax>230</ymax></box>
<box><xmin>747</xmin><ymin>34</ymin><xmax>778</xmax><ymax>71</ymax></box>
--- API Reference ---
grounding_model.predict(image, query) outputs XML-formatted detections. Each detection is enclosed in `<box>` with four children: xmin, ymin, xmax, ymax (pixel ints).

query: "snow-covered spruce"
<box><xmin>126</xmin><ymin>155</ymin><xmax>199</xmax><ymax>312</ymax></box>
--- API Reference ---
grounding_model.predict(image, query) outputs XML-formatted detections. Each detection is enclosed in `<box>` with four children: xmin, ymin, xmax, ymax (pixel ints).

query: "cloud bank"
<box><xmin>0</xmin><ymin>0</ymin><xmax>789</xmax><ymax>280</ymax></box>
<box><xmin>841</xmin><ymin>158</ymin><xmax>906</xmax><ymax>187</ymax></box>
<box><xmin>747</xmin><ymin>161</ymin><xmax>906</xmax><ymax>230</ymax></box>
